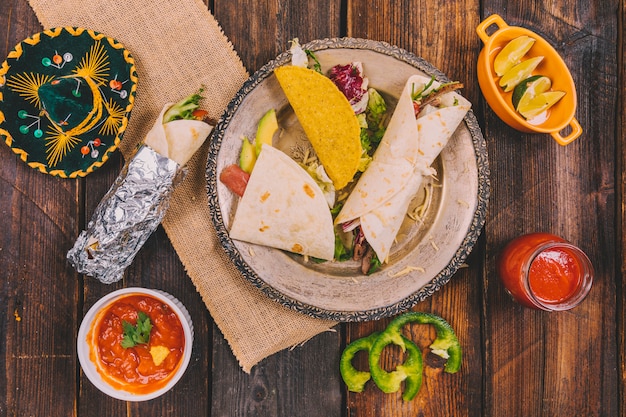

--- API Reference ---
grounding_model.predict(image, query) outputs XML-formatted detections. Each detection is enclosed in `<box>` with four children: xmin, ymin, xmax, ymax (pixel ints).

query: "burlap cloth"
<box><xmin>28</xmin><ymin>0</ymin><xmax>337</xmax><ymax>372</ymax></box>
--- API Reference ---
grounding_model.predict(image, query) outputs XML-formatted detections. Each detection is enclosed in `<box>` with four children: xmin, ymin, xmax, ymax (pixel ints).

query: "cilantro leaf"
<box><xmin>120</xmin><ymin>311</ymin><xmax>152</xmax><ymax>348</ymax></box>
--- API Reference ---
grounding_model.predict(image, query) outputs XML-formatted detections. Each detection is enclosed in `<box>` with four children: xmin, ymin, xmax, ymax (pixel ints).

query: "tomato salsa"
<box><xmin>497</xmin><ymin>233</ymin><xmax>593</xmax><ymax>311</ymax></box>
<box><xmin>87</xmin><ymin>294</ymin><xmax>186</xmax><ymax>395</ymax></box>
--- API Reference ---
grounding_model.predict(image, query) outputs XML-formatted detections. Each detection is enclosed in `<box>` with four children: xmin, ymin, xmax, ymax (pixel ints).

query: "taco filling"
<box><xmin>221</xmin><ymin>43</ymin><xmax>470</xmax><ymax>274</ymax></box>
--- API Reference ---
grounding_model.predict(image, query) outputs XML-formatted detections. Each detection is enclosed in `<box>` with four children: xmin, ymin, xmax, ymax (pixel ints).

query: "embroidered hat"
<box><xmin>0</xmin><ymin>27</ymin><xmax>138</xmax><ymax>177</ymax></box>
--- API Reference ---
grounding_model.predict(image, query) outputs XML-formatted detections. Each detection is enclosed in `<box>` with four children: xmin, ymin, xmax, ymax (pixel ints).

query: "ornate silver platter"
<box><xmin>206</xmin><ymin>38</ymin><xmax>489</xmax><ymax>322</ymax></box>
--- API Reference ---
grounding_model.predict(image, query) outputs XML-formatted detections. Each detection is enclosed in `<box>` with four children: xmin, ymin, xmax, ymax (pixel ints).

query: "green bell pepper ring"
<box><xmin>339</xmin><ymin>331</ymin><xmax>380</xmax><ymax>392</ymax></box>
<box><xmin>383</xmin><ymin>312</ymin><xmax>462</xmax><ymax>373</ymax></box>
<box><xmin>368</xmin><ymin>332</ymin><xmax>423</xmax><ymax>401</ymax></box>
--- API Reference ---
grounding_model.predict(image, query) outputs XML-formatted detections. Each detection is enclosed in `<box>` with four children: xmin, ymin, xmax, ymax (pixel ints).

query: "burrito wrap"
<box><xmin>67</xmin><ymin>103</ymin><xmax>213</xmax><ymax>283</ymax></box>
<box><xmin>335</xmin><ymin>74</ymin><xmax>471</xmax><ymax>262</ymax></box>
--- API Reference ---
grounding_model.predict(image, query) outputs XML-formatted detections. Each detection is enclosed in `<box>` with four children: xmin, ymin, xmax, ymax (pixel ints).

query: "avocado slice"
<box><xmin>254</xmin><ymin>109</ymin><xmax>278</xmax><ymax>156</ymax></box>
<box><xmin>239</xmin><ymin>136</ymin><xmax>257</xmax><ymax>173</ymax></box>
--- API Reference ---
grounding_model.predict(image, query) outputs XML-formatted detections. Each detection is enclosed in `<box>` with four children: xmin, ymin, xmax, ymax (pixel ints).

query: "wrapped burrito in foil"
<box><xmin>67</xmin><ymin>93</ymin><xmax>213</xmax><ymax>284</ymax></box>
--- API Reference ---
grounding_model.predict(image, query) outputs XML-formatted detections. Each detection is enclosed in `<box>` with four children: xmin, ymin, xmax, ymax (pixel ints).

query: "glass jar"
<box><xmin>496</xmin><ymin>233</ymin><xmax>594</xmax><ymax>311</ymax></box>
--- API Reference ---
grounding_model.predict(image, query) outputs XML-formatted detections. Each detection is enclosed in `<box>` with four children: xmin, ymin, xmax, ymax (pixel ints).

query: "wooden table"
<box><xmin>1</xmin><ymin>0</ymin><xmax>623</xmax><ymax>416</ymax></box>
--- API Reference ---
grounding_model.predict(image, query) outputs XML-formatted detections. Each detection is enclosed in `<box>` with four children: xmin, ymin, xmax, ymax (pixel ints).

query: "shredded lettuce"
<box><xmin>163</xmin><ymin>88</ymin><xmax>204</xmax><ymax>123</ymax></box>
<box><xmin>366</xmin><ymin>88</ymin><xmax>387</xmax><ymax>132</ymax></box>
<box><xmin>289</xmin><ymin>38</ymin><xmax>322</xmax><ymax>73</ymax></box>
<box><xmin>289</xmin><ymin>38</ymin><xmax>309</xmax><ymax>68</ymax></box>
<box><xmin>299</xmin><ymin>160</ymin><xmax>336</xmax><ymax>208</ymax></box>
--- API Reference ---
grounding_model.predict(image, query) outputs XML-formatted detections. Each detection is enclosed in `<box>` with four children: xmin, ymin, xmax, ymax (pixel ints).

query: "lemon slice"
<box><xmin>499</xmin><ymin>56</ymin><xmax>544</xmax><ymax>92</ymax></box>
<box><xmin>512</xmin><ymin>75</ymin><xmax>552</xmax><ymax>109</ymax></box>
<box><xmin>517</xmin><ymin>91</ymin><xmax>566</xmax><ymax>120</ymax></box>
<box><xmin>493</xmin><ymin>35</ymin><xmax>536</xmax><ymax>76</ymax></box>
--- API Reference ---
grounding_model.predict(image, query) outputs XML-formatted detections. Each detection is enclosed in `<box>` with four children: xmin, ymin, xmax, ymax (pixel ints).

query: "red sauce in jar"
<box><xmin>87</xmin><ymin>294</ymin><xmax>185</xmax><ymax>395</ymax></box>
<box><xmin>528</xmin><ymin>246</ymin><xmax>582</xmax><ymax>304</ymax></box>
<box><xmin>497</xmin><ymin>233</ymin><xmax>593</xmax><ymax>311</ymax></box>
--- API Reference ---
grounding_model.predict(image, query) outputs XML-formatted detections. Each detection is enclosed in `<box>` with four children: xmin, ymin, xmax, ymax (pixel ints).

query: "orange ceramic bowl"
<box><xmin>476</xmin><ymin>14</ymin><xmax>582</xmax><ymax>145</ymax></box>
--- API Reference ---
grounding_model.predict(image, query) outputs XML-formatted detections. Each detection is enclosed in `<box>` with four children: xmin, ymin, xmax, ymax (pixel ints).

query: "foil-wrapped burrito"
<box><xmin>67</xmin><ymin>93</ymin><xmax>213</xmax><ymax>284</ymax></box>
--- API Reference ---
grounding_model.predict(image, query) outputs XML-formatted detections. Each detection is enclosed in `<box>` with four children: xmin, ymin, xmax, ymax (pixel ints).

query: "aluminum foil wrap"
<box><xmin>67</xmin><ymin>144</ymin><xmax>184</xmax><ymax>284</ymax></box>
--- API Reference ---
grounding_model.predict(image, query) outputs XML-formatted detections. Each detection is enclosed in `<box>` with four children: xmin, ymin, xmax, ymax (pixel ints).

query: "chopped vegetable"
<box><xmin>328</xmin><ymin>62</ymin><xmax>369</xmax><ymax>114</ymax></box>
<box><xmin>369</xmin><ymin>333</ymin><xmax>423</xmax><ymax>401</ymax></box>
<box><xmin>305</xmin><ymin>50</ymin><xmax>322</xmax><ymax>73</ymax></box>
<box><xmin>411</xmin><ymin>78</ymin><xmax>464</xmax><ymax>116</ymax></box>
<box><xmin>339</xmin><ymin>311</ymin><xmax>461</xmax><ymax>401</ymax></box>
<box><xmin>163</xmin><ymin>87</ymin><xmax>205</xmax><ymax>123</ymax></box>
<box><xmin>289</xmin><ymin>38</ymin><xmax>322</xmax><ymax>73</ymax></box>
<box><xmin>381</xmin><ymin>312</ymin><xmax>462</xmax><ymax>373</ymax></box>
<box><xmin>339</xmin><ymin>332</ymin><xmax>381</xmax><ymax>392</ymax></box>
<box><xmin>120</xmin><ymin>311</ymin><xmax>152</xmax><ymax>348</ymax></box>
<box><xmin>220</xmin><ymin>164</ymin><xmax>250</xmax><ymax>197</ymax></box>
<box><xmin>289</xmin><ymin>38</ymin><xmax>309</xmax><ymax>68</ymax></box>
<box><xmin>254</xmin><ymin>109</ymin><xmax>278</xmax><ymax>156</ymax></box>
<box><xmin>239</xmin><ymin>136</ymin><xmax>257</xmax><ymax>173</ymax></box>
<box><xmin>365</xmin><ymin>88</ymin><xmax>387</xmax><ymax>134</ymax></box>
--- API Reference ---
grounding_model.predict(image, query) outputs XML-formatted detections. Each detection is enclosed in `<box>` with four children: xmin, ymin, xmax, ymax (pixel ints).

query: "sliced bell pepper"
<box><xmin>339</xmin><ymin>331</ymin><xmax>380</xmax><ymax>392</ymax></box>
<box><xmin>382</xmin><ymin>312</ymin><xmax>462</xmax><ymax>373</ymax></box>
<box><xmin>368</xmin><ymin>333</ymin><xmax>423</xmax><ymax>401</ymax></box>
<box><xmin>338</xmin><ymin>311</ymin><xmax>461</xmax><ymax>402</ymax></box>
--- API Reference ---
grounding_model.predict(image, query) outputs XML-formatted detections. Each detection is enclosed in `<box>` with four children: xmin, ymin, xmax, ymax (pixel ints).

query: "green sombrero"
<box><xmin>0</xmin><ymin>27</ymin><xmax>137</xmax><ymax>178</ymax></box>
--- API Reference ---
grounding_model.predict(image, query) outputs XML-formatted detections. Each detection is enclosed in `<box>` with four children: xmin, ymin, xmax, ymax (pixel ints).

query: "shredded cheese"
<box><xmin>457</xmin><ymin>199</ymin><xmax>470</xmax><ymax>208</ymax></box>
<box><xmin>388</xmin><ymin>265</ymin><xmax>425</xmax><ymax>278</ymax></box>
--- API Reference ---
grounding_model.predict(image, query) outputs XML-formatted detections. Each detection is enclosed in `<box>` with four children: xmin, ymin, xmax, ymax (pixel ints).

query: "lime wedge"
<box><xmin>512</xmin><ymin>75</ymin><xmax>552</xmax><ymax>109</ymax></box>
<box><xmin>517</xmin><ymin>91</ymin><xmax>566</xmax><ymax>120</ymax></box>
<box><xmin>493</xmin><ymin>35</ymin><xmax>536</xmax><ymax>76</ymax></box>
<box><xmin>499</xmin><ymin>56</ymin><xmax>544</xmax><ymax>92</ymax></box>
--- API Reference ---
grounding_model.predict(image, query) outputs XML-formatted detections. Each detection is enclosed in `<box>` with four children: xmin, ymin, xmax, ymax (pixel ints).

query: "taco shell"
<box><xmin>274</xmin><ymin>65</ymin><xmax>361</xmax><ymax>190</ymax></box>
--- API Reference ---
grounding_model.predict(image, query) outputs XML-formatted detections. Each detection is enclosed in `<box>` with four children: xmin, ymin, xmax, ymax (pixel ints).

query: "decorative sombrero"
<box><xmin>0</xmin><ymin>27</ymin><xmax>138</xmax><ymax>178</ymax></box>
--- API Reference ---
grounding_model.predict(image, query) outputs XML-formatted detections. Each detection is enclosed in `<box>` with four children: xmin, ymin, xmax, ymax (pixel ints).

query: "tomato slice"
<box><xmin>219</xmin><ymin>164</ymin><xmax>250</xmax><ymax>197</ymax></box>
<box><xmin>192</xmin><ymin>109</ymin><xmax>209</xmax><ymax>120</ymax></box>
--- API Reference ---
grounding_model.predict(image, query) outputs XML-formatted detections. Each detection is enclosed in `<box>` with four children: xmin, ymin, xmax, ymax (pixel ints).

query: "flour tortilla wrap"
<box><xmin>229</xmin><ymin>144</ymin><xmax>335</xmax><ymax>261</ymax></box>
<box><xmin>335</xmin><ymin>74</ymin><xmax>471</xmax><ymax>262</ymax></box>
<box><xmin>145</xmin><ymin>103</ymin><xmax>213</xmax><ymax>166</ymax></box>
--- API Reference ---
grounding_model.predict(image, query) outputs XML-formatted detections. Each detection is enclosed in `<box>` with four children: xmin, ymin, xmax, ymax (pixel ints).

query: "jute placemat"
<box><xmin>28</xmin><ymin>0</ymin><xmax>337</xmax><ymax>372</ymax></box>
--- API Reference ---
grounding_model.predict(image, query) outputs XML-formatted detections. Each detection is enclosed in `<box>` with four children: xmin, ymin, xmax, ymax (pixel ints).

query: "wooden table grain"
<box><xmin>1</xmin><ymin>0</ymin><xmax>623</xmax><ymax>416</ymax></box>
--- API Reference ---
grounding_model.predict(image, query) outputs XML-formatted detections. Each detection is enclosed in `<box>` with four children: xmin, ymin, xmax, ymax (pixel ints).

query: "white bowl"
<box><xmin>77</xmin><ymin>288</ymin><xmax>194</xmax><ymax>401</ymax></box>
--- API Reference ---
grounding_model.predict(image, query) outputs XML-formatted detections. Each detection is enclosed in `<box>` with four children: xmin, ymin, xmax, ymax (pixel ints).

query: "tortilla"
<box><xmin>145</xmin><ymin>103</ymin><xmax>213</xmax><ymax>166</ymax></box>
<box><xmin>229</xmin><ymin>144</ymin><xmax>335</xmax><ymax>261</ymax></box>
<box><xmin>335</xmin><ymin>74</ymin><xmax>471</xmax><ymax>262</ymax></box>
<box><xmin>274</xmin><ymin>65</ymin><xmax>361</xmax><ymax>190</ymax></box>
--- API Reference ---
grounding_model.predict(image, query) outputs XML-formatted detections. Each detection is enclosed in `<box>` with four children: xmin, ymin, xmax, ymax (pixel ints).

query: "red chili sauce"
<box><xmin>88</xmin><ymin>294</ymin><xmax>185</xmax><ymax>394</ymax></box>
<box><xmin>528</xmin><ymin>247</ymin><xmax>582</xmax><ymax>305</ymax></box>
<box><xmin>497</xmin><ymin>232</ymin><xmax>593</xmax><ymax>310</ymax></box>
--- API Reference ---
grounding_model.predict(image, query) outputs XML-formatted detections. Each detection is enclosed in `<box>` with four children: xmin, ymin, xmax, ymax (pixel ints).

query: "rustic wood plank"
<box><xmin>1</xmin><ymin>0</ymin><xmax>623</xmax><ymax>415</ymax></box>
<box><xmin>0</xmin><ymin>1</ymin><xmax>81</xmax><ymax>416</ymax></box>
<box><xmin>0</xmin><ymin>1</ymin><xmax>78</xmax><ymax>415</ymax></box>
<box><xmin>210</xmin><ymin>1</ymin><xmax>345</xmax><ymax>416</ymax></box>
<box><xmin>480</xmin><ymin>2</ymin><xmax>620</xmax><ymax>416</ymax></box>
<box><xmin>616</xmin><ymin>0</ymin><xmax>626</xmax><ymax>415</ymax></box>
<box><xmin>343</xmin><ymin>1</ymin><xmax>485</xmax><ymax>415</ymax></box>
